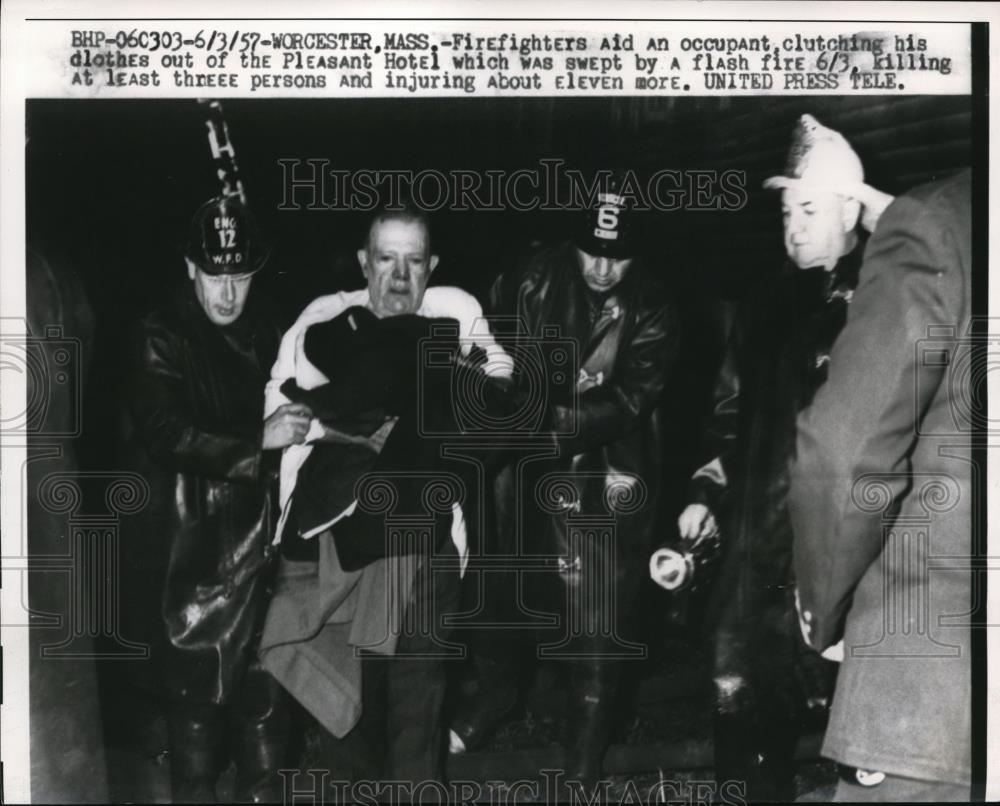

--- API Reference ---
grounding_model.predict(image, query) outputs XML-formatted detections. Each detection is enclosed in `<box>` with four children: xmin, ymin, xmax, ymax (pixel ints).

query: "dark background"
<box><xmin>26</xmin><ymin>94</ymin><xmax>974</xmax><ymax>511</ymax></box>
<box><xmin>26</xmin><ymin>94</ymin><xmax>973</xmax><ymax>310</ymax></box>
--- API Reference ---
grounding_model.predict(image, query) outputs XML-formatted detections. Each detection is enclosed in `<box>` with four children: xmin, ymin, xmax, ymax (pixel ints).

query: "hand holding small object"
<box><xmin>677</xmin><ymin>503</ymin><xmax>719</xmax><ymax>543</ymax></box>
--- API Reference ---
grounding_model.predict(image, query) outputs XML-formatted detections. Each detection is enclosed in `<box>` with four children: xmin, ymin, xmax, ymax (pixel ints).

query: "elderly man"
<box><xmin>258</xmin><ymin>204</ymin><xmax>510</xmax><ymax>787</ymax></box>
<box><xmin>452</xmin><ymin>176</ymin><xmax>678</xmax><ymax>791</ymax></box>
<box><xmin>789</xmin><ymin>170</ymin><xmax>972</xmax><ymax>801</ymax></box>
<box><xmin>125</xmin><ymin>196</ymin><xmax>311</xmax><ymax>802</ymax></box>
<box><xmin>650</xmin><ymin>115</ymin><xmax>892</xmax><ymax>801</ymax></box>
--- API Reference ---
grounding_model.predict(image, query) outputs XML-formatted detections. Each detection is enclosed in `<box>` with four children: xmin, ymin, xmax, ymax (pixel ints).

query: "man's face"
<box><xmin>188</xmin><ymin>264</ymin><xmax>254</xmax><ymax>326</ymax></box>
<box><xmin>781</xmin><ymin>187</ymin><xmax>853</xmax><ymax>270</ymax></box>
<box><xmin>577</xmin><ymin>249</ymin><xmax>633</xmax><ymax>294</ymax></box>
<box><xmin>358</xmin><ymin>218</ymin><xmax>438</xmax><ymax>318</ymax></box>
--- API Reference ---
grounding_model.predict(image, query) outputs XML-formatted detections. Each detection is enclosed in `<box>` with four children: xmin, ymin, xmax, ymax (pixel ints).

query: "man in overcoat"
<box><xmin>789</xmin><ymin>169</ymin><xmax>972</xmax><ymax>801</ymax></box>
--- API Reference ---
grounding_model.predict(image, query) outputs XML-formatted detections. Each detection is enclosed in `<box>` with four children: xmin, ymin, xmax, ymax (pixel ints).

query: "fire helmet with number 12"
<box><xmin>185</xmin><ymin>196</ymin><xmax>271</xmax><ymax>275</ymax></box>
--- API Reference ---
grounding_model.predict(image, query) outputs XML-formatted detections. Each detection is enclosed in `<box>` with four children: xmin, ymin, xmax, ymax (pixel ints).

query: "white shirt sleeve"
<box><xmin>420</xmin><ymin>286</ymin><xmax>514</xmax><ymax>378</ymax></box>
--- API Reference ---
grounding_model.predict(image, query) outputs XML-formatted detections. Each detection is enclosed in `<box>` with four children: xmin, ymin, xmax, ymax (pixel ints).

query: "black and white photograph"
<box><xmin>1</xmin><ymin>4</ymin><xmax>995</xmax><ymax>804</ymax></box>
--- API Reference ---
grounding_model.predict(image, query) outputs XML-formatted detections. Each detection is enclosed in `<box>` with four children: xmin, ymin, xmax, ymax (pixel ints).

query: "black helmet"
<box><xmin>574</xmin><ymin>171</ymin><xmax>636</xmax><ymax>259</ymax></box>
<box><xmin>185</xmin><ymin>196</ymin><xmax>269</xmax><ymax>275</ymax></box>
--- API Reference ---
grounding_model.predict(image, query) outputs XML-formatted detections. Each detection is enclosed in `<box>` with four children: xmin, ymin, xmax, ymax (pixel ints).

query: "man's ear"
<box><xmin>429</xmin><ymin>254</ymin><xmax>440</xmax><ymax>274</ymax></box>
<box><xmin>841</xmin><ymin>198</ymin><xmax>861</xmax><ymax>233</ymax></box>
<box><xmin>185</xmin><ymin>257</ymin><xmax>197</xmax><ymax>281</ymax></box>
<box><xmin>356</xmin><ymin>248</ymin><xmax>368</xmax><ymax>274</ymax></box>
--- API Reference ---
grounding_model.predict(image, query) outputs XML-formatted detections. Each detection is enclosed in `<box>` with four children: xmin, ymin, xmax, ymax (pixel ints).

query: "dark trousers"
<box><xmin>313</xmin><ymin>544</ymin><xmax>463</xmax><ymax>791</ymax></box>
<box><xmin>454</xmin><ymin>536</ymin><xmax>645</xmax><ymax>788</ymax></box>
<box><xmin>168</xmin><ymin>663</ymin><xmax>292</xmax><ymax>803</ymax></box>
<box><xmin>711</xmin><ymin>588</ymin><xmax>835</xmax><ymax>803</ymax></box>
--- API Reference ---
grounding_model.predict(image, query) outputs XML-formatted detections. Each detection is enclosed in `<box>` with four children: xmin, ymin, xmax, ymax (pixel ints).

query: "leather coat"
<box><xmin>690</xmin><ymin>244</ymin><xmax>864</xmax><ymax>711</ymax></box>
<box><xmin>489</xmin><ymin>242</ymin><xmax>678</xmax><ymax>651</ymax></box>
<box><xmin>123</xmin><ymin>284</ymin><xmax>281</xmax><ymax>704</ymax></box>
<box><xmin>693</xmin><ymin>244</ymin><xmax>864</xmax><ymax>610</ymax></box>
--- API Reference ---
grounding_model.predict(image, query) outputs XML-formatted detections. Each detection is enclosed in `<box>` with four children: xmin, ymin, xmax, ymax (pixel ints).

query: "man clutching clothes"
<box><xmin>257</xmin><ymin>203</ymin><xmax>513</xmax><ymax>787</ymax></box>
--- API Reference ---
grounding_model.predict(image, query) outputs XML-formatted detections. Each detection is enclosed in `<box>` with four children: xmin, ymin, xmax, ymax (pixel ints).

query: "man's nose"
<box><xmin>787</xmin><ymin>217</ymin><xmax>807</xmax><ymax>242</ymax></box>
<box><xmin>391</xmin><ymin>259</ymin><xmax>410</xmax><ymax>280</ymax></box>
<box><xmin>594</xmin><ymin>258</ymin><xmax>612</xmax><ymax>277</ymax></box>
<box><xmin>221</xmin><ymin>278</ymin><xmax>237</xmax><ymax>303</ymax></box>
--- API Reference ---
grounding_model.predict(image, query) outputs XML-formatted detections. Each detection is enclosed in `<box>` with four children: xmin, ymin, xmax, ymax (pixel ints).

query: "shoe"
<box><xmin>449</xmin><ymin>654</ymin><xmax>519</xmax><ymax>753</ymax></box>
<box><xmin>231</xmin><ymin>667</ymin><xmax>293</xmax><ymax>803</ymax></box>
<box><xmin>168</xmin><ymin>704</ymin><xmax>223</xmax><ymax>804</ymax></box>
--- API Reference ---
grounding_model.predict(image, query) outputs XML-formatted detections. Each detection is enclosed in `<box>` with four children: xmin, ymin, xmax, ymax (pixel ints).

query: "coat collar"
<box><xmin>787</xmin><ymin>235</ymin><xmax>867</xmax><ymax>305</ymax></box>
<box><xmin>826</xmin><ymin>236</ymin><xmax>866</xmax><ymax>301</ymax></box>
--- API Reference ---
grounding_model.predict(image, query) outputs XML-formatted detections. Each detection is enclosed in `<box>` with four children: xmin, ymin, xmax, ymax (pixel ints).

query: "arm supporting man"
<box><xmin>549</xmin><ymin>302</ymin><xmax>677</xmax><ymax>455</ymax></box>
<box><xmin>133</xmin><ymin>329</ymin><xmax>311</xmax><ymax>483</ymax></box>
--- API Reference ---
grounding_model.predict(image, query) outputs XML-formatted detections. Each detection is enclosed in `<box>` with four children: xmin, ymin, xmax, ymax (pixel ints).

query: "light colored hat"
<box><xmin>764</xmin><ymin>114</ymin><xmax>894</xmax><ymax>232</ymax></box>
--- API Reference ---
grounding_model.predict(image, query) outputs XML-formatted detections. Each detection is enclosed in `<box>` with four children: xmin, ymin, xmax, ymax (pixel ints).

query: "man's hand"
<box><xmin>794</xmin><ymin>587</ymin><xmax>845</xmax><ymax>662</ymax></box>
<box><xmin>677</xmin><ymin>503</ymin><xmax>718</xmax><ymax>543</ymax></box>
<box><xmin>794</xmin><ymin>586</ymin><xmax>814</xmax><ymax>647</ymax></box>
<box><xmin>262</xmin><ymin>403</ymin><xmax>314</xmax><ymax>449</ymax></box>
<box><xmin>851</xmin><ymin>184</ymin><xmax>895</xmax><ymax>233</ymax></box>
